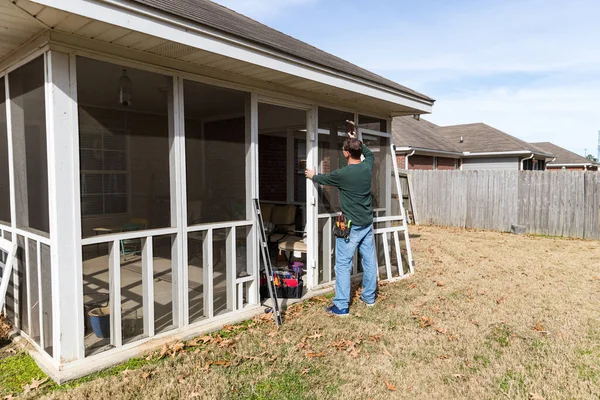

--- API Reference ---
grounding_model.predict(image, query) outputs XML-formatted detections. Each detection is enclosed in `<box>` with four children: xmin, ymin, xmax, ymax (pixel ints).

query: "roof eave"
<box><xmin>395</xmin><ymin>146</ymin><xmax>462</xmax><ymax>158</ymax></box>
<box><xmin>35</xmin><ymin>0</ymin><xmax>432</xmax><ymax>113</ymax></box>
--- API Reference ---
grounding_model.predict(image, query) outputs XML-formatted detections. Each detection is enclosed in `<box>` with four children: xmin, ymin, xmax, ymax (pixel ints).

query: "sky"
<box><xmin>212</xmin><ymin>0</ymin><xmax>600</xmax><ymax>158</ymax></box>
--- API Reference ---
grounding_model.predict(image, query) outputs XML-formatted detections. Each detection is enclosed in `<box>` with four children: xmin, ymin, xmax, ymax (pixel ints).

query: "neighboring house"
<box><xmin>392</xmin><ymin>116</ymin><xmax>462</xmax><ymax>170</ymax></box>
<box><xmin>530</xmin><ymin>142</ymin><xmax>599</xmax><ymax>171</ymax></box>
<box><xmin>437</xmin><ymin>123</ymin><xmax>554</xmax><ymax>171</ymax></box>
<box><xmin>0</xmin><ymin>0</ymin><xmax>433</xmax><ymax>381</ymax></box>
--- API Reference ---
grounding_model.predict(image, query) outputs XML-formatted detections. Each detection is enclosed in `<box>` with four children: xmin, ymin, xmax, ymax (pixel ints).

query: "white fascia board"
<box><xmin>35</xmin><ymin>0</ymin><xmax>433</xmax><ymax>113</ymax></box>
<box><xmin>462</xmin><ymin>150</ymin><xmax>530</xmax><ymax>157</ymax></box>
<box><xmin>547</xmin><ymin>163</ymin><xmax>594</xmax><ymax>167</ymax></box>
<box><xmin>394</xmin><ymin>146</ymin><xmax>462</xmax><ymax>158</ymax></box>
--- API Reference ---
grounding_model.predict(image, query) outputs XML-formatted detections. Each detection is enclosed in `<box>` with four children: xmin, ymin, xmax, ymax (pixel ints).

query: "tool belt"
<box><xmin>333</xmin><ymin>213</ymin><xmax>351</xmax><ymax>239</ymax></box>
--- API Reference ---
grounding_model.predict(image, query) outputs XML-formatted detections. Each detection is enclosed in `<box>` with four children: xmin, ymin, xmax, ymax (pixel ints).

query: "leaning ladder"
<box><xmin>390</xmin><ymin>144</ymin><xmax>415</xmax><ymax>275</ymax></box>
<box><xmin>253</xmin><ymin>198</ymin><xmax>283</xmax><ymax>328</ymax></box>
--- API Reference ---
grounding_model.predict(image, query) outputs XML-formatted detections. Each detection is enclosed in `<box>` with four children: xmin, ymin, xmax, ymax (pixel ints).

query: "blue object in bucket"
<box><xmin>89</xmin><ymin>307</ymin><xmax>110</xmax><ymax>338</ymax></box>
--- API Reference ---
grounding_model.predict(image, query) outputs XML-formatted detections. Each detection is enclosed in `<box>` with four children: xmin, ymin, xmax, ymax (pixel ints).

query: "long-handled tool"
<box><xmin>253</xmin><ymin>198</ymin><xmax>283</xmax><ymax>328</ymax></box>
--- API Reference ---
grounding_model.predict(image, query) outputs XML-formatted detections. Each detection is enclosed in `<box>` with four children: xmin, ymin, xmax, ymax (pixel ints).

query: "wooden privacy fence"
<box><xmin>406</xmin><ymin>170</ymin><xmax>600</xmax><ymax>240</ymax></box>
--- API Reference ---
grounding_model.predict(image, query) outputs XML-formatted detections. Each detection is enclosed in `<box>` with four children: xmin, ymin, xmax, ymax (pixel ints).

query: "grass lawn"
<box><xmin>2</xmin><ymin>225</ymin><xmax>600</xmax><ymax>399</ymax></box>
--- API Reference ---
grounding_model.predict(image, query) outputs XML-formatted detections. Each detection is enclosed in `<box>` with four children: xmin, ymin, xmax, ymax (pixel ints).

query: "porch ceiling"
<box><xmin>0</xmin><ymin>0</ymin><xmax>431</xmax><ymax>117</ymax></box>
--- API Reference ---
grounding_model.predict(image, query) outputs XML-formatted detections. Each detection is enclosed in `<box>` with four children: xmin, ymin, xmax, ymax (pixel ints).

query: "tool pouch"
<box><xmin>333</xmin><ymin>213</ymin><xmax>351</xmax><ymax>240</ymax></box>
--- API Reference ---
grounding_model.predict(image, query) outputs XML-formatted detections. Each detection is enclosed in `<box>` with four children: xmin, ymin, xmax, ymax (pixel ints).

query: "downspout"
<box><xmin>521</xmin><ymin>153</ymin><xmax>534</xmax><ymax>170</ymax></box>
<box><xmin>405</xmin><ymin>150</ymin><xmax>416</xmax><ymax>170</ymax></box>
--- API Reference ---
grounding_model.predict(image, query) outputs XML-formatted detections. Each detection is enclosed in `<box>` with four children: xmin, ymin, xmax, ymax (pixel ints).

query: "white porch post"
<box><xmin>45</xmin><ymin>51</ymin><xmax>84</xmax><ymax>362</ymax></box>
<box><xmin>306</xmin><ymin>105</ymin><xmax>318</xmax><ymax>289</ymax></box>
<box><xmin>169</xmin><ymin>76</ymin><xmax>187</xmax><ymax>327</ymax></box>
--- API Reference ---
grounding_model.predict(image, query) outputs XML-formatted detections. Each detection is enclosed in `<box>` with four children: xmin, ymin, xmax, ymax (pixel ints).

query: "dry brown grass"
<box><xmin>31</xmin><ymin>226</ymin><xmax>600</xmax><ymax>399</ymax></box>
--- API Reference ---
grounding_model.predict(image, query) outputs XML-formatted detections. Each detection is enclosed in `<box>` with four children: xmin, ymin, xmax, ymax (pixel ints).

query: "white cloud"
<box><xmin>210</xmin><ymin>0</ymin><xmax>318</xmax><ymax>21</ymax></box>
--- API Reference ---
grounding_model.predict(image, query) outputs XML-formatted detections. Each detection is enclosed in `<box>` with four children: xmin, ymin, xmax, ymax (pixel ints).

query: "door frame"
<box><xmin>254</xmin><ymin>95</ymin><xmax>318</xmax><ymax>289</ymax></box>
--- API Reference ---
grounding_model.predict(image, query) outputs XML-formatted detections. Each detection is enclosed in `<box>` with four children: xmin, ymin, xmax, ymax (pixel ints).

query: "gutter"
<box><xmin>520</xmin><ymin>153</ymin><xmax>534</xmax><ymax>170</ymax></box>
<box><xmin>395</xmin><ymin>146</ymin><xmax>462</xmax><ymax>158</ymax></box>
<box><xmin>547</xmin><ymin>163</ymin><xmax>595</xmax><ymax>167</ymax></box>
<box><xmin>462</xmin><ymin>150</ymin><xmax>530</xmax><ymax>157</ymax></box>
<box><xmin>405</xmin><ymin>150</ymin><xmax>416</xmax><ymax>170</ymax></box>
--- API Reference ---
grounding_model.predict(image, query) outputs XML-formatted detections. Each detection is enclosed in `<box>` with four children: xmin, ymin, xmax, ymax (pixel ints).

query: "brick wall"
<box><xmin>259</xmin><ymin>134</ymin><xmax>287</xmax><ymax>202</ymax></box>
<box><xmin>436</xmin><ymin>157</ymin><xmax>457</xmax><ymax>170</ymax></box>
<box><xmin>396</xmin><ymin>154</ymin><xmax>406</xmax><ymax>169</ymax></box>
<box><xmin>408</xmin><ymin>155</ymin><xmax>434</xmax><ymax>170</ymax></box>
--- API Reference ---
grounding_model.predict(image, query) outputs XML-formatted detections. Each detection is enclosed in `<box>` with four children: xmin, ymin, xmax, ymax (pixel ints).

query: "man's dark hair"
<box><xmin>343</xmin><ymin>138</ymin><xmax>362</xmax><ymax>160</ymax></box>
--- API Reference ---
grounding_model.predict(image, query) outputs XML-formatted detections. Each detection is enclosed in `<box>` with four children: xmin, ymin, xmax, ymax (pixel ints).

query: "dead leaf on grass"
<box><xmin>305</xmin><ymin>351</ymin><xmax>325</xmax><ymax>358</ymax></box>
<box><xmin>435</xmin><ymin>327</ymin><xmax>448</xmax><ymax>335</ymax></box>
<box><xmin>369</xmin><ymin>334</ymin><xmax>383</xmax><ymax>342</ymax></box>
<box><xmin>529</xmin><ymin>393</ymin><xmax>545</xmax><ymax>400</ymax></box>
<box><xmin>408</xmin><ymin>283</ymin><xmax>417</xmax><ymax>289</ymax></box>
<box><xmin>213</xmin><ymin>360</ymin><xmax>232</xmax><ymax>367</ymax></box>
<box><xmin>22</xmin><ymin>377</ymin><xmax>48</xmax><ymax>393</ymax></box>
<box><xmin>308</xmin><ymin>332</ymin><xmax>323</xmax><ymax>340</ymax></box>
<box><xmin>447</xmin><ymin>334</ymin><xmax>458</xmax><ymax>341</ymax></box>
<box><xmin>534</xmin><ymin>321</ymin><xmax>544</xmax><ymax>332</ymax></box>
<box><xmin>496</xmin><ymin>297</ymin><xmax>506</xmax><ymax>304</ymax></box>
<box><xmin>197</xmin><ymin>362</ymin><xmax>212</xmax><ymax>373</ymax></box>
<box><xmin>301</xmin><ymin>367</ymin><xmax>310</xmax><ymax>375</ymax></box>
<box><xmin>385</xmin><ymin>382</ymin><xmax>396</xmax><ymax>391</ymax></box>
<box><xmin>158</xmin><ymin>343</ymin><xmax>169</xmax><ymax>360</ymax></box>
<box><xmin>177</xmin><ymin>373</ymin><xmax>190</xmax><ymax>383</ymax></box>
<box><xmin>438</xmin><ymin>355</ymin><xmax>450</xmax><ymax>359</ymax></box>
<box><xmin>437</xmin><ymin>281</ymin><xmax>445</xmax><ymax>287</ymax></box>
<box><xmin>419</xmin><ymin>316</ymin><xmax>433</xmax><ymax>328</ymax></box>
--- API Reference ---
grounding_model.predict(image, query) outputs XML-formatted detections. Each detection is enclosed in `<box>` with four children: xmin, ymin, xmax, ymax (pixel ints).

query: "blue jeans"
<box><xmin>333</xmin><ymin>224</ymin><xmax>377</xmax><ymax>310</ymax></box>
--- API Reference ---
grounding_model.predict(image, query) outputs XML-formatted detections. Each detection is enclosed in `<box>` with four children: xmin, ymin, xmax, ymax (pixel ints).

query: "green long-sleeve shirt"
<box><xmin>313</xmin><ymin>144</ymin><xmax>374</xmax><ymax>226</ymax></box>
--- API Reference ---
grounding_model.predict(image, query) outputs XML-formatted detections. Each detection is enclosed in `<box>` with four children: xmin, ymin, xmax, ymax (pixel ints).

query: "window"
<box><xmin>79</xmin><ymin>120</ymin><xmax>128</xmax><ymax>216</ymax></box>
<box><xmin>523</xmin><ymin>158</ymin><xmax>545</xmax><ymax>171</ymax></box>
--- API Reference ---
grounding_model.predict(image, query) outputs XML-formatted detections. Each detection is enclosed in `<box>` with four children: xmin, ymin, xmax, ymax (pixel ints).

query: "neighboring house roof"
<box><xmin>437</xmin><ymin>123</ymin><xmax>553</xmax><ymax>157</ymax></box>
<box><xmin>130</xmin><ymin>0</ymin><xmax>434</xmax><ymax>103</ymax></box>
<box><xmin>392</xmin><ymin>116</ymin><xmax>462</xmax><ymax>154</ymax></box>
<box><xmin>530</xmin><ymin>142</ymin><xmax>596</xmax><ymax>166</ymax></box>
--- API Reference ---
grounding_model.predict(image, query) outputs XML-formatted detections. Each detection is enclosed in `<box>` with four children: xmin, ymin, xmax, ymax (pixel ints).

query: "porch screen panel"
<box><xmin>76</xmin><ymin>57</ymin><xmax>172</xmax><ymax>238</ymax></box>
<box><xmin>317</xmin><ymin>107</ymin><xmax>353</xmax><ymax>214</ymax></box>
<box><xmin>184</xmin><ymin>80</ymin><xmax>249</xmax><ymax>225</ymax></box>
<box><xmin>362</xmin><ymin>135</ymin><xmax>390</xmax><ymax>219</ymax></box>
<box><xmin>0</xmin><ymin>77</ymin><xmax>10</xmax><ymax>223</ymax></box>
<box><xmin>358</xmin><ymin>115</ymin><xmax>387</xmax><ymax>133</ymax></box>
<box><xmin>9</xmin><ymin>56</ymin><xmax>49</xmax><ymax>235</ymax></box>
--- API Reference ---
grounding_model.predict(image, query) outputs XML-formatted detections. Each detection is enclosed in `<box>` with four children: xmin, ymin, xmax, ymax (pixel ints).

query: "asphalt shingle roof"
<box><xmin>129</xmin><ymin>0</ymin><xmax>433</xmax><ymax>103</ymax></box>
<box><xmin>392</xmin><ymin>116</ymin><xmax>461</xmax><ymax>153</ymax></box>
<box><xmin>437</xmin><ymin>123</ymin><xmax>552</xmax><ymax>155</ymax></box>
<box><xmin>530</xmin><ymin>142</ymin><xmax>593</xmax><ymax>165</ymax></box>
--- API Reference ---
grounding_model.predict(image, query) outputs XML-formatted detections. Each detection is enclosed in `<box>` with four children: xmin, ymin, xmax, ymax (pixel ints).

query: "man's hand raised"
<box><xmin>345</xmin><ymin>120</ymin><xmax>357</xmax><ymax>139</ymax></box>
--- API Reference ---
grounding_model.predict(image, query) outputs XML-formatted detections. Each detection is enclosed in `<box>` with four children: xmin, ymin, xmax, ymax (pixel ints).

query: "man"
<box><xmin>305</xmin><ymin>121</ymin><xmax>377</xmax><ymax>317</ymax></box>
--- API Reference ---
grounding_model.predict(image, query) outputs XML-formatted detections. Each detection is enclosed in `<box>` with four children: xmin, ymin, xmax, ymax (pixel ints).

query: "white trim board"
<box><xmin>32</xmin><ymin>0</ymin><xmax>432</xmax><ymax>113</ymax></box>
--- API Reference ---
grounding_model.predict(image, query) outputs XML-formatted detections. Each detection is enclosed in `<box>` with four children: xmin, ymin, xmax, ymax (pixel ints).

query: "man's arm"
<box><xmin>362</xmin><ymin>143</ymin><xmax>374</xmax><ymax>169</ymax></box>
<box><xmin>306</xmin><ymin>168</ymin><xmax>341</xmax><ymax>187</ymax></box>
